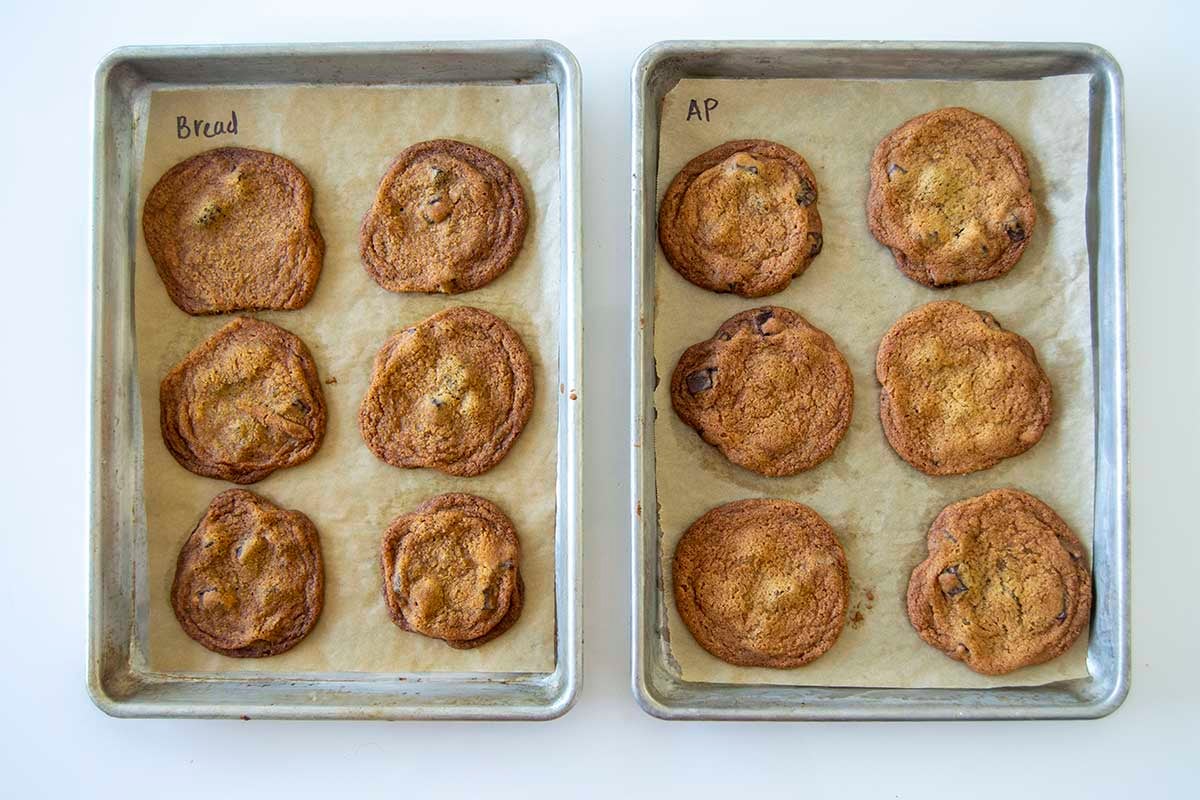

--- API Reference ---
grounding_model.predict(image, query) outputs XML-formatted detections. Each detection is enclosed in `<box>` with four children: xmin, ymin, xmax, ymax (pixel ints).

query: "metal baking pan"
<box><xmin>630</xmin><ymin>40</ymin><xmax>1127</xmax><ymax>720</ymax></box>
<box><xmin>89</xmin><ymin>40</ymin><xmax>582</xmax><ymax>720</ymax></box>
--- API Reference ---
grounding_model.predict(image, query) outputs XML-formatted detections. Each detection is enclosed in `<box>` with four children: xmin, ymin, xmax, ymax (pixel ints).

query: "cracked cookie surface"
<box><xmin>380</xmin><ymin>493</ymin><xmax>523</xmax><ymax>649</ymax></box>
<box><xmin>359</xmin><ymin>307</ymin><xmax>533</xmax><ymax>476</ymax></box>
<box><xmin>658</xmin><ymin>139</ymin><xmax>823</xmax><ymax>297</ymax></box>
<box><xmin>360</xmin><ymin>139</ymin><xmax>528</xmax><ymax>294</ymax></box>
<box><xmin>867</xmin><ymin>107</ymin><xmax>1036</xmax><ymax>287</ymax></box>
<box><xmin>673</xmin><ymin>499</ymin><xmax>849</xmax><ymax>669</ymax></box>
<box><xmin>160</xmin><ymin>317</ymin><xmax>326</xmax><ymax>484</ymax></box>
<box><xmin>143</xmin><ymin>147</ymin><xmax>324</xmax><ymax>314</ymax></box>
<box><xmin>876</xmin><ymin>301</ymin><xmax>1052</xmax><ymax>476</ymax></box>
<box><xmin>171</xmin><ymin>489</ymin><xmax>324</xmax><ymax>658</ymax></box>
<box><xmin>906</xmin><ymin>489</ymin><xmax>1091</xmax><ymax>675</ymax></box>
<box><xmin>670</xmin><ymin>306</ymin><xmax>852</xmax><ymax>476</ymax></box>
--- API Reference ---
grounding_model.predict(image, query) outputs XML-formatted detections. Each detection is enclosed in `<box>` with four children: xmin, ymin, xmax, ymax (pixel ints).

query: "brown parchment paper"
<box><xmin>654</xmin><ymin>76</ymin><xmax>1094</xmax><ymax>688</ymax></box>
<box><xmin>136</xmin><ymin>83</ymin><xmax>559</xmax><ymax>675</ymax></box>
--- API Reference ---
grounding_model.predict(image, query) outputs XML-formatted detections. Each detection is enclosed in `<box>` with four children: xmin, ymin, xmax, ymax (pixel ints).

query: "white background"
<box><xmin>1</xmin><ymin>0</ymin><xmax>1196</xmax><ymax>796</ymax></box>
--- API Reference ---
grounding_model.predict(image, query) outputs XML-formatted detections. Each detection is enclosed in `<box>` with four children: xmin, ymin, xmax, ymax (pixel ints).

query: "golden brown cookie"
<box><xmin>143</xmin><ymin>147</ymin><xmax>324</xmax><ymax>315</ymax></box>
<box><xmin>670</xmin><ymin>306</ymin><xmax>853</xmax><ymax>476</ymax></box>
<box><xmin>876</xmin><ymin>301</ymin><xmax>1052</xmax><ymax>476</ymax></box>
<box><xmin>160</xmin><ymin>317</ymin><xmax>326</xmax><ymax>484</ymax></box>
<box><xmin>360</xmin><ymin>139</ymin><xmax>528</xmax><ymax>294</ymax></box>
<box><xmin>658</xmin><ymin>139</ymin><xmax>823</xmax><ymax>297</ymax></box>
<box><xmin>673</xmin><ymin>499</ymin><xmax>849</xmax><ymax>669</ymax></box>
<box><xmin>867</xmin><ymin>107</ymin><xmax>1036</xmax><ymax>287</ymax></box>
<box><xmin>907</xmin><ymin>489</ymin><xmax>1091</xmax><ymax>675</ymax></box>
<box><xmin>359</xmin><ymin>307</ymin><xmax>533</xmax><ymax>477</ymax></box>
<box><xmin>171</xmin><ymin>489</ymin><xmax>324</xmax><ymax>658</ymax></box>
<box><xmin>380</xmin><ymin>493</ymin><xmax>523</xmax><ymax>649</ymax></box>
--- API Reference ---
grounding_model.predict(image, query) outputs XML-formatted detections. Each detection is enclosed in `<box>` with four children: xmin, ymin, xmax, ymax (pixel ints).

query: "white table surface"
<box><xmin>1</xmin><ymin>0</ymin><xmax>1196</xmax><ymax>795</ymax></box>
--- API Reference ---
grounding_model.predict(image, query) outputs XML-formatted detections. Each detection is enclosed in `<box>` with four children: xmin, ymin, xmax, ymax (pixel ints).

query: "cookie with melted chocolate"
<box><xmin>867</xmin><ymin>107</ymin><xmax>1036</xmax><ymax>287</ymax></box>
<box><xmin>658</xmin><ymin>139</ymin><xmax>824</xmax><ymax>297</ymax></box>
<box><xmin>359</xmin><ymin>307</ymin><xmax>533</xmax><ymax>476</ymax></box>
<box><xmin>670</xmin><ymin>306</ymin><xmax>853</xmax><ymax>476</ymax></box>
<box><xmin>360</xmin><ymin>139</ymin><xmax>528</xmax><ymax>294</ymax></box>
<box><xmin>907</xmin><ymin>489</ymin><xmax>1091</xmax><ymax>675</ymax></box>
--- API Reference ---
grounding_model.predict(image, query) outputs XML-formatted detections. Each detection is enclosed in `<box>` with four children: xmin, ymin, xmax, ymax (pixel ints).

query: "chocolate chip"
<box><xmin>938</xmin><ymin>565</ymin><xmax>967</xmax><ymax>598</ymax></box>
<box><xmin>1056</xmin><ymin>610</ymin><xmax>1068</xmax><ymax>622</ymax></box>
<box><xmin>431</xmin><ymin>397</ymin><xmax>443</xmax><ymax>407</ymax></box>
<box><xmin>291</xmin><ymin>399</ymin><xmax>310</xmax><ymax>414</ymax></box>
<box><xmin>807</xmin><ymin>231</ymin><xmax>823</xmax><ymax>256</ymax></box>
<box><xmin>886</xmin><ymin>163</ymin><xmax>908</xmax><ymax>179</ymax></box>
<box><xmin>752</xmin><ymin>309</ymin><xmax>784</xmax><ymax>336</ymax></box>
<box><xmin>1004</xmin><ymin>218</ymin><xmax>1027</xmax><ymax>242</ymax></box>
<box><xmin>737</xmin><ymin>163</ymin><xmax>759</xmax><ymax>175</ymax></box>
<box><xmin>795</xmin><ymin>179</ymin><xmax>816</xmax><ymax>206</ymax></box>
<box><xmin>196</xmin><ymin>203</ymin><xmax>222</xmax><ymax>226</ymax></box>
<box><xmin>427</xmin><ymin>195</ymin><xmax>442</xmax><ymax>205</ymax></box>
<box><xmin>685</xmin><ymin>368</ymin><xmax>715</xmax><ymax>394</ymax></box>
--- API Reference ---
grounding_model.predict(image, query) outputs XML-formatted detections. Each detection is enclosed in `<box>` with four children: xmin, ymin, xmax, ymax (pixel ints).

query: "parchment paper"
<box><xmin>136</xmin><ymin>83</ymin><xmax>559</xmax><ymax>675</ymax></box>
<box><xmin>654</xmin><ymin>76</ymin><xmax>1094</xmax><ymax>688</ymax></box>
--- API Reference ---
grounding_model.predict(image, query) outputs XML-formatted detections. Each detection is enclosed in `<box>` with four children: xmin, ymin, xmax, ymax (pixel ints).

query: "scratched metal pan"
<box><xmin>630</xmin><ymin>40</ymin><xmax>1127</xmax><ymax>721</ymax></box>
<box><xmin>88</xmin><ymin>40</ymin><xmax>581</xmax><ymax>721</ymax></box>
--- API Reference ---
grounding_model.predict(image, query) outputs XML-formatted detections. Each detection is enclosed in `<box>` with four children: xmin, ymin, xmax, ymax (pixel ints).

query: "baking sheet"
<box><xmin>654</xmin><ymin>75</ymin><xmax>1093</xmax><ymax>688</ymax></box>
<box><xmin>136</xmin><ymin>83</ymin><xmax>559</xmax><ymax>675</ymax></box>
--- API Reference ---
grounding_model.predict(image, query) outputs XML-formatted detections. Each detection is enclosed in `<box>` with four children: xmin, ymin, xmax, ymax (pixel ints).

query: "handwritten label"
<box><xmin>176</xmin><ymin>111</ymin><xmax>239</xmax><ymax>140</ymax></box>
<box><xmin>686</xmin><ymin>98</ymin><xmax>719</xmax><ymax>122</ymax></box>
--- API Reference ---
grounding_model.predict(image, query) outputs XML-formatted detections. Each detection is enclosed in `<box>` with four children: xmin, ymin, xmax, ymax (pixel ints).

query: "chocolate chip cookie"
<box><xmin>658</xmin><ymin>139</ymin><xmax>824</xmax><ymax>297</ymax></box>
<box><xmin>160</xmin><ymin>317</ymin><xmax>326</xmax><ymax>484</ymax></box>
<box><xmin>171</xmin><ymin>489</ymin><xmax>324</xmax><ymax>658</ymax></box>
<box><xmin>360</xmin><ymin>139</ymin><xmax>528</xmax><ymax>294</ymax></box>
<box><xmin>877</xmin><ymin>301</ymin><xmax>1052</xmax><ymax>476</ymax></box>
<box><xmin>380</xmin><ymin>493</ymin><xmax>523</xmax><ymax>649</ymax></box>
<box><xmin>673</xmin><ymin>499</ymin><xmax>849</xmax><ymax>669</ymax></box>
<box><xmin>671</xmin><ymin>306</ymin><xmax>853</xmax><ymax>476</ymax></box>
<box><xmin>867</xmin><ymin>107</ymin><xmax>1036</xmax><ymax>287</ymax></box>
<box><xmin>143</xmin><ymin>147</ymin><xmax>324</xmax><ymax>315</ymax></box>
<box><xmin>907</xmin><ymin>489</ymin><xmax>1091</xmax><ymax>675</ymax></box>
<box><xmin>359</xmin><ymin>306</ymin><xmax>533</xmax><ymax>477</ymax></box>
